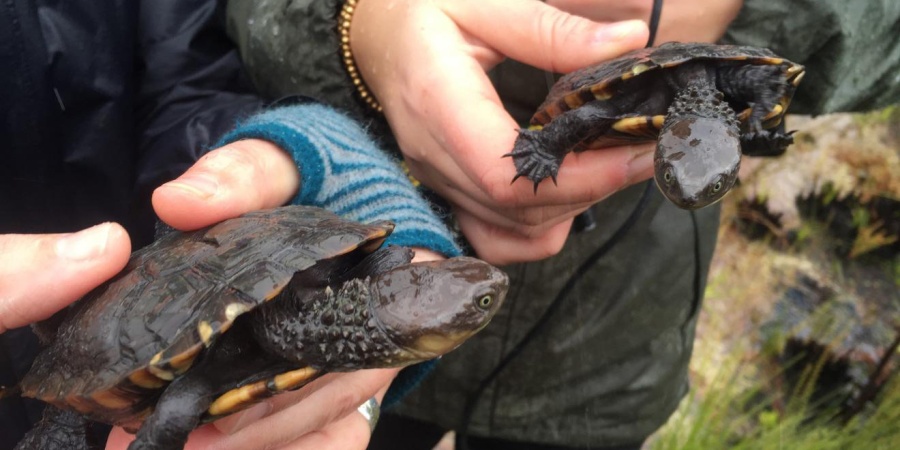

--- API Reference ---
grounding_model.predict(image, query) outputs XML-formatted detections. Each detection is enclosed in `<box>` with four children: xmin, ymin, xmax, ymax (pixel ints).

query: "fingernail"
<box><xmin>627</xmin><ymin>147</ymin><xmax>655</xmax><ymax>181</ymax></box>
<box><xmin>593</xmin><ymin>20</ymin><xmax>643</xmax><ymax>43</ymax></box>
<box><xmin>56</xmin><ymin>223</ymin><xmax>113</xmax><ymax>261</ymax></box>
<box><xmin>162</xmin><ymin>174</ymin><xmax>219</xmax><ymax>199</ymax></box>
<box><xmin>218</xmin><ymin>402</ymin><xmax>272</xmax><ymax>434</ymax></box>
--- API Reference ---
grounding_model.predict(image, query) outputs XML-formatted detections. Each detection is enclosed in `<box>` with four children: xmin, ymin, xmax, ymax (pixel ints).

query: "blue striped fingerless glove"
<box><xmin>216</xmin><ymin>103</ymin><xmax>461</xmax><ymax>258</ymax></box>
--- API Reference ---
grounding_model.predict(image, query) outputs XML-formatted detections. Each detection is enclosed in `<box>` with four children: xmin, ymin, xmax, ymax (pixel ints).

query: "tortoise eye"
<box><xmin>663</xmin><ymin>168</ymin><xmax>674</xmax><ymax>184</ymax></box>
<box><xmin>712</xmin><ymin>179</ymin><xmax>724</xmax><ymax>193</ymax></box>
<box><xmin>476</xmin><ymin>295</ymin><xmax>494</xmax><ymax>310</ymax></box>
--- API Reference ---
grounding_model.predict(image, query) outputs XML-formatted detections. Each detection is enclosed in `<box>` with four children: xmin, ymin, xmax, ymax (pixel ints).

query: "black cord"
<box><xmin>456</xmin><ymin>181</ymin><xmax>655</xmax><ymax>450</ymax></box>
<box><xmin>647</xmin><ymin>0</ymin><xmax>664</xmax><ymax>47</ymax></box>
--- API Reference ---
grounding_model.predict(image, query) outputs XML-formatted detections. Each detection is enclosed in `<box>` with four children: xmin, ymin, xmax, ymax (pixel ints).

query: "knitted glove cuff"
<box><xmin>217</xmin><ymin>103</ymin><xmax>461</xmax><ymax>257</ymax></box>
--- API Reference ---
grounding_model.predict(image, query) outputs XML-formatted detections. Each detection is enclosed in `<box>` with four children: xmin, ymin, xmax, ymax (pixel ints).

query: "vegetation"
<box><xmin>649</xmin><ymin>106</ymin><xmax>900</xmax><ymax>449</ymax></box>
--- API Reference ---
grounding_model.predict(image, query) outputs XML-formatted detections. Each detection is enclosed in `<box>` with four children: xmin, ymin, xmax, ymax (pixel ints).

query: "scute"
<box><xmin>20</xmin><ymin>206</ymin><xmax>394</xmax><ymax>415</ymax></box>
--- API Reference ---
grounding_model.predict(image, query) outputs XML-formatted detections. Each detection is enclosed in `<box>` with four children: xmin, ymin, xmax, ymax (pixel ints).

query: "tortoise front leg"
<box><xmin>715</xmin><ymin>64</ymin><xmax>793</xmax><ymax>156</ymax></box>
<box><xmin>508</xmin><ymin>101</ymin><xmax>619</xmax><ymax>192</ymax></box>
<box><xmin>128</xmin><ymin>375</ymin><xmax>216</xmax><ymax>450</ymax></box>
<box><xmin>15</xmin><ymin>407</ymin><xmax>96</xmax><ymax>450</ymax></box>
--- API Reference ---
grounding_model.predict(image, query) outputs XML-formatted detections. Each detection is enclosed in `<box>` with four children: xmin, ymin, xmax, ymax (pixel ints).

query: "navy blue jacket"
<box><xmin>0</xmin><ymin>1</ymin><xmax>262</xmax><ymax>446</ymax></box>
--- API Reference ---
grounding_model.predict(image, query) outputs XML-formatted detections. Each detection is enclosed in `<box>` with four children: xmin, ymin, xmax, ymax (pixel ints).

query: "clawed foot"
<box><xmin>505</xmin><ymin>130</ymin><xmax>563</xmax><ymax>194</ymax></box>
<box><xmin>741</xmin><ymin>129</ymin><xmax>795</xmax><ymax>157</ymax></box>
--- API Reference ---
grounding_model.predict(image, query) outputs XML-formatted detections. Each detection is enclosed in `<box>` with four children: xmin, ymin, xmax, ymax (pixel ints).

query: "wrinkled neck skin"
<box><xmin>249</xmin><ymin>276</ymin><xmax>422</xmax><ymax>372</ymax></box>
<box><xmin>655</xmin><ymin>65</ymin><xmax>742</xmax><ymax>209</ymax></box>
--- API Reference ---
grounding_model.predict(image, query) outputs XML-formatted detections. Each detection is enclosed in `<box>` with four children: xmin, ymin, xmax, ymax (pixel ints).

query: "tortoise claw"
<box><xmin>509</xmin><ymin>129</ymin><xmax>563</xmax><ymax>194</ymax></box>
<box><xmin>741</xmin><ymin>128</ymin><xmax>795</xmax><ymax>157</ymax></box>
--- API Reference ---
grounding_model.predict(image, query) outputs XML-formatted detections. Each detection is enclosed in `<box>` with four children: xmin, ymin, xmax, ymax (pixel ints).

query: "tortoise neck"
<box><xmin>249</xmin><ymin>278</ymin><xmax>411</xmax><ymax>371</ymax></box>
<box><xmin>664</xmin><ymin>82</ymin><xmax>740</xmax><ymax>130</ymax></box>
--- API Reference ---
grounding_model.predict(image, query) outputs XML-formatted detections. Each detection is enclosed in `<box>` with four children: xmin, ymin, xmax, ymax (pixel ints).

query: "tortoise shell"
<box><xmin>530</xmin><ymin>42</ymin><xmax>805</xmax><ymax>143</ymax></box>
<box><xmin>509</xmin><ymin>42</ymin><xmax>805</xmax><ymax>208</ymax></box>
<box><xmin>20</xmin><ymin>206</ymin><xmax>392</xmax><ymax>418</ymax></box>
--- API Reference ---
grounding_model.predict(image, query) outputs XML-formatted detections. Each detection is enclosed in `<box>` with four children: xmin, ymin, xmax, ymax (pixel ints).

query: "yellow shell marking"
<box><xmin>128</xmin><ymin>369</ymin><xmax>167</xmax><ymax>389</ymax></box>
<box><xmin>790</xmin><ymin>69</ymin><xmax>805</xmax><ymax>86</ymax></box>
<box><xmin>612</xmin><ymin>117</ymin><xmax>653</xmax><ymax>134</ymax></box>
<box><xmin>198</xmin><ymin>321</ymin><xmax>215</xmax><ymax>346</ymax></box>
<box><xmin>630</xmin><ymin>63</ymin><xmax>650</xmax><ymax>76</ymax></box>
<box><xmin>208</xmin><ymin>382</ymin><xmax>268</xmax><ymax>416</ymax></box>
<box><xmin>759</xmin><ymin>57</ymin><xmax>784</xmax><ymax>65</ymax></box>
<box><xmin>590</xmin><ymin>84</ymin><xmax>613</xmax><ymax>101</ymax></box>
<box><xmin>206</xmin><ymin>368</ymin><xmax>318</xmax><ymax>417</ymax></box>
<box><xmin>147</xmin><ymin>353</ymin><xmax>175</xmax><ymax>381</ymax></box>
<box><xmin>168</xmin><ymin>345</ymin><xmax>202</xmax><ymax>374</ymax></box>
<box><xmin>528</xmin><ymin>125</ymin><xmax>543</xmax><ymax>131</ymax></box>
<box><xmin>763</xmin><ymin>104</ymin><xmax>784</xmax><ymax>121</ymax></box>
<box><xmin>273</xmin><ymin>367</ymin><xmax>318</xmax><ymax>391</ymax></box>
<box><xmin>652</xmin><ymin>115</ymin><xmax>665</xmax><ymax>129</ymax></box>
<box><xmin>563</xmin><ymin>93</ymin><xmax>585</xmax><ymax>109</ymax></box>
<box><xmin>225</xmin><ymin>302</ymin><xmax>252</xmax><ymax>322</ymax></box>
<box><xmin>90</xmin><ymin>389</ymin><xmax>134</xmax><ymax>409</ymax></box>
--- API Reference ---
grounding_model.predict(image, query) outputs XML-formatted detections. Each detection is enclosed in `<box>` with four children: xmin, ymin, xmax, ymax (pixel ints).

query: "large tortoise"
<box><xmin>509</xmin><ymin>42</ymin><xmax>805</xmax><ymax>209</ymax></box>
<box><xmin>15</xmin><ymin>205</ymin><xmax>508</xmax><ymax>450</ymax></box>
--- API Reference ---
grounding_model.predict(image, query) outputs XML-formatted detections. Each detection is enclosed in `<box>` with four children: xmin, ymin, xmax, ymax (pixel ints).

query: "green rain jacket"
<box><xmin>226</xmin><ymin>0</ymin><xmax>900</xmax><ymax>445</ymax></box>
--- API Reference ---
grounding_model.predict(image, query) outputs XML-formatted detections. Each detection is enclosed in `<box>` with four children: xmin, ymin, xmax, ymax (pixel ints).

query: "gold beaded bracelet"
<box><xmin>339</xmin><ymin>0</ymin><xmax>383</xmax><ymax>112</ymax></box>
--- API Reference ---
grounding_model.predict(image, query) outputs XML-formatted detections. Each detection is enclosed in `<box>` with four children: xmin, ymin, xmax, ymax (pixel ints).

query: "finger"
<box><xmin>277</xmin><ymin>374</ymin><xmax>393</xmax><ymax>450</ymax></box>
<box><xmin>106</xmin><ymin>425</ymin><xmax>224</xmax><ymax>450</ymax></box>
<box><xmin>411</xmin><ymin>248</ymin><xmax>445</xmax><ymax>263</ymax></box>
<box><xmin>152</xmin><ymin>139</ymin><xmax>300</xmax><ymax>230</ymax></box>
<box><xmin>394</xmin><ymin>31</ymin><xmax>654</xmax><ymax>208</ymax></box>
<box><xmin>545</xmin><ymin>0</ymin><xmax>651</xmax><ymax>22</ymax></box>
<box><xmin>441</xmin><ymin>0</ymin><xmax>648</xmax><ymax>73</ymax></box>
<box><xmin>0</xmin><ymin>223</ymin><xmax>130</xmax><ymax>333</ymax></box>
<box><xmin>456</xmin><ymin>211</ymin><xmax>575</xmax><ymax>265</ymax></box>
<box><xmin>439</xmin><ymin>182</ymin><xmax>595</xmax><ymax>234</ymax></box>
<box><xmin>277</xmin><ymin>408</ymin><xmax>371</xmax><ymax>450</ymax></box>
<box><xmin>407</xmin><ymin>134</ymin><xmax>653</xmax><ymax>211</ymax></box>
<box><xmin>105</xmin><ymin>370</ymin><xmax>396</xmax><ymax>450</ymax></box>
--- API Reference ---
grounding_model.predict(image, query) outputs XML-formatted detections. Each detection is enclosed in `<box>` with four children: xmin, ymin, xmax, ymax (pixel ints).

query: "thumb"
<box><xmin>442</xmin><ymin>0</ymin><xmax>648</xmax><ymax>73</ymax></box>
<box><xmin>152</xmin><ymin>139</ymin><xmax>300</xmax><ymax>231</ymax></box>
<box><xmin>0</xmin><ymin>223</ymin><xmax>131</xmax><ymax>333</ymax></box>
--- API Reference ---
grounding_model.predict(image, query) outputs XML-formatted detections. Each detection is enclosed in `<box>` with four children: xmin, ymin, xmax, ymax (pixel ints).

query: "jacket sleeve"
<box><xmin>225</xmin><ymin>0</ymin><xmax>367</xmax><ymax>117</ymax></box>
<box><xmin>722</xmin><ymin>0</ymin><xmax>900</xmax><ymax>114</ymax></box>
<box><xmin>134</xmin><ymin>0</ymin><xmax>265</xmax><ymax>204</ymax></box>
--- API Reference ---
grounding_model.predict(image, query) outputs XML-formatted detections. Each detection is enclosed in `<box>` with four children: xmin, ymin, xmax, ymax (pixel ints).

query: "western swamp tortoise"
<box><xmin>14</xmin><ymin>205</ymin><xmax>508</xmax><ymax>450</ymax></box>
<box><xmin>508</xmin><ymin>42</ymin><xmax>805</xmax><ymax>209</ymax></box>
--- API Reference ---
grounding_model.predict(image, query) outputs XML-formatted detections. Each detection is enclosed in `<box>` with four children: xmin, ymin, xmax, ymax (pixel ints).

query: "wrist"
<box><xmin>339</xmin><ymin>0</ymin><xmax>383</xmax><ymax>112</ymax></box>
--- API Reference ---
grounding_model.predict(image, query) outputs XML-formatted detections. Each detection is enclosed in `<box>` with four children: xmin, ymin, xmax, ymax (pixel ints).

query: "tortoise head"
<box><xmin>654</xmin><ymin>84</ymin><xmax>742</xmax><ymax>210</ymax></box>
<box><xmin>369</xmin><ymin>257</ymin><xmax>508</xmax><ymax>361</ymax></box>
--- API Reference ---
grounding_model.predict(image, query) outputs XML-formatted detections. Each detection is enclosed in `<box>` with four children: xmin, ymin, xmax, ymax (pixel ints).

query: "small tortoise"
<box><xmin>509</xmin><ymin>42</ymin><xmax>805</xmax><ymax>209</ymax></box>
<box><xmin>15</xmin><ymin>205</ymin><xmax>508</xmax><ymax>450</ymax></box>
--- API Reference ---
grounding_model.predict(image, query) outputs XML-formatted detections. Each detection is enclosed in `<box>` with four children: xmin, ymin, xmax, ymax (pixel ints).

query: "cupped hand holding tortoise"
<box><xmin>349</xmin><ymin>0</ymin><xmax>652</xmax><ymax>263</ymax></box>
<box><xmin>1</xmin><ymin>137</ymin><xmax>470</xmax><ymax>450</ymax></box>
<box><xmin>16</xmin><ymin>205</ymin><xmax>506</xmax><ymax>450</ymax></box>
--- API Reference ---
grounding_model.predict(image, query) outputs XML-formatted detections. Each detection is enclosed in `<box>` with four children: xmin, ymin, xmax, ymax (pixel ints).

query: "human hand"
<box><xmin>546</xmin><ymin>0</ymin><xmax>743</xmax><ymax>44</ymax></box>
<box><xmin>351</xmin><ymin>0</ymin><xmax>653</xmax><ymax>264</ymax></box>
<box><xmin>107</xmin><ymin>138</ymin><xmax>443</xmax><ymax>449</ymax></box>
<box><xmin>0</xmin><ymin>224</ymin><xmax>131</xmax><ymax>334</ymax></box>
